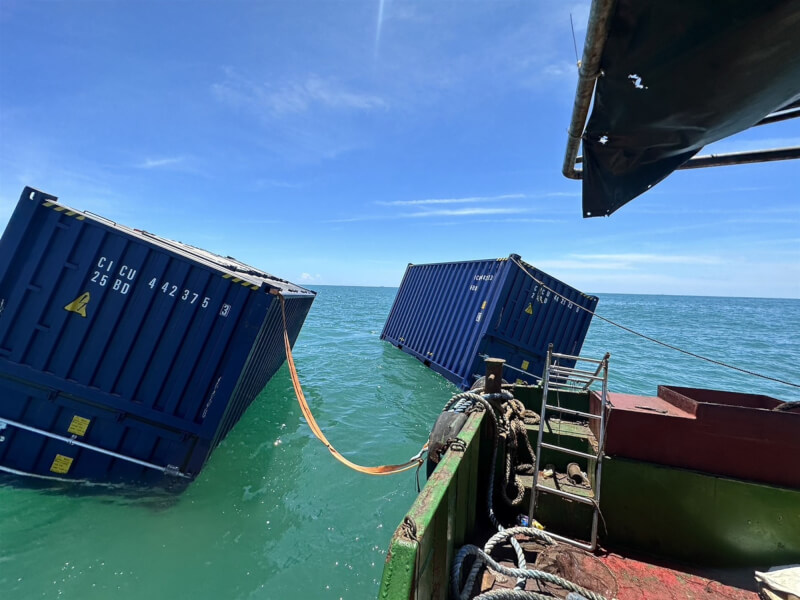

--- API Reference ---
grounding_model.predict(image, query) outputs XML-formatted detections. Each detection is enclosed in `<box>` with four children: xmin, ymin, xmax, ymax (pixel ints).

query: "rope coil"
<box><xmin>452</xmin><ymin>543</ymin><xmax>608</xmax><ymax>600</ymax></box>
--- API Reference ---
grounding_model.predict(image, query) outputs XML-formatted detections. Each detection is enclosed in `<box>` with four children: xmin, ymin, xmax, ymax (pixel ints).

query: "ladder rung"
<box><xmin>548</xmin><ymin>377</ymin><xmax>593</xmax><ymax>386</ymax></box>
<box><xmin>533</xmin><ymin>530</ymin><xmax>597</xmax><ymax>552</ymax></box>
<box><xmin>551</xmin><ymin>366</ymin><xmax>605</xmax><ymax>378</ymax></box>
<box><xmin>551</xmin><ymin>352</ymin><xmax>605</xmax><ymax>365</ymax></box>
<box><xmin>543</xmin><ymin>405</ymin><xmax>601</xmax><ymax>420</ymax></box>
<box><xmin>548</xmin><ymin>376</ymin><xmax>600</xmax><ymax>385</ymax></box>
<box><xmin>547</xmin><ymin>382</ymin><xmax>589</xmax><ymax>390</ymax></box>
<box><xmin>548</xmin><ymin>373</ymin><xmax>593</xmax><ymax>383</ymax></box>
<box><xmin>549</xmin><ymin>370</ymin><xmax>604</xmax><ymax>383</ymax></box>
<box><xmin>539</xmin><ymin>442</ymin><xmax>599</xmax><ymax>461</ymax></box>
<box><xmin>534</xmin><ymin>483</ymin><xmax>595</xmax><ymax>505</ymax></box>
<box><xmin>549</xmin><ymin>371</ymin><xmax>591</xmax><ymax>381</ymax></box>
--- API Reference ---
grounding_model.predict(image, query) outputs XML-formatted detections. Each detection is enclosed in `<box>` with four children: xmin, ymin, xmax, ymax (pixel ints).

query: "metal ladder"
<box><xmin>528</xmin><ymin>344</ymin><xmax>610</xmax><ymax>551</ymax></box>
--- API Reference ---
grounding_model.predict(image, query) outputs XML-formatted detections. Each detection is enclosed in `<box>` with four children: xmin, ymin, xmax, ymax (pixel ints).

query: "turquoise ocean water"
<box><xmin>1</xmin><ymin>286</ymin><xmax>798</xmax><ymax>599</ymax></box>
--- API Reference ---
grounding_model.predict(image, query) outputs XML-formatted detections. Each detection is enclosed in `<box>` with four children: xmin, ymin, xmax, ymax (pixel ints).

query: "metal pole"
<box><xmin>678</xmin><ymin>146</ymin><xmax>800</xmax><ymax>169</ymax></box>
<box><xmin>0</xmin><ymin>417</ymin><xmax>190</xmax><ymax>478</ymax></box>
<box><xmin>562</xmin><ymin>0</ymin><xmax>617</xmax><ymax>180</ymax></box>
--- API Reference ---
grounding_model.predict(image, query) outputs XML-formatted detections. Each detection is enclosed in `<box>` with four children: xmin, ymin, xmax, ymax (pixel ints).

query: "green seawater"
<box><xmin>1</xmin><ymin>287</ymin><xmax>798</xmax><ymax>599</ymax></box>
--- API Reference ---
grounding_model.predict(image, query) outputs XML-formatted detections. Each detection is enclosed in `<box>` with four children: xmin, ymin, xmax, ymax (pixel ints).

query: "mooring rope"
<box><xmin>445</xmin><ymin>391</ymin><xmax>529</xmax><ymax>594</ymax></box>
<box><xmin>278</xmin><ymin>293</ymin><xmax>427</xmax><ymax>475</ymax></box>
<box><xmin>449</xmin><ymin>390</ymin><xmax>609</xmax><ymax>600</ymax></box>
<box><xmin>510</xmin><ymin>256</ymin><xmax>800</xmax><ymax>390</ymax></box>
<box><xmin>460</xmin><ymin>591</ymin><xmax>571</xmax><ymax>600</ymax></box>
<box><xmin>453</xmin><ymin>543</ymin><xmax>608</xmax><ymax>600</ymax></box>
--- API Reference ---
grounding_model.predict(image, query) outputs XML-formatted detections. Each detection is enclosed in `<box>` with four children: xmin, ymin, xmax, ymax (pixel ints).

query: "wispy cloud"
<box><xmin>331</xmin><ymin>190</ymin><xmax>579</xmax><ymax>223</ymax></box>
<box><xmin>538</xmin><ymin>253</ymin><xmax>726</xmax><ymax>273</ymax></box>
<box><xmin>406</xmin><ymin>207</ymin><xmax>529</xmax><ymax>218</ymax></box>
<box><xmin>137</xmin><ymin>157</ymin><xmax>184</xmax><ymax>169</ymax></box>
<box><xmin>270</xmin><ymin>76</ymin><xmax>387</xmax><ymax>114</ymax></box>
<box><xmin>255</xmin><ymin>178</ymin><xmax>305</xmax><ymax>189</ymax></box>
<box><xmin>328</xmin><ymin>206</ymin><xmax>532</xmax><ymax>223</ymax></box>
<box><xmin>722</xmin><ymin>217</ymin><xmax>800</xmax><ymax>226</ymax></box>
<box><xmin>428</xmin><ymin>217</ymin><xmax>564</xmax><ymax>227</ymax></box>
<box><xmin>378</xmin><ymin>193</ymin><xmax>525</xmax><ymax>206</ymax></box>
<box><xmin>541</xmin><ymin>61</ymin><xmax>579</xmax><ymax>79</ymax></box>
<box><xmin>377</xmin><ymin>191</ymin><xmax>577</xmax><ymax>207</ymax></box>
<box><xmin>539</xmin><ymin>260</ymin><xmax>638</xmax><ymax>271</ymax></box>
<box><xmin>570</xmin><ymin>253</ymin><xmax>722</xmax><ymax>265</ymax></box>
<box><xmin>213</xmin><ymin>70</ymin><xmax>387</xmax><ymax>117</ymax></box>
<box><xmin>211</xmin><ymin>69</ymin><xmax>386</xmax><ymax>163</ymax></box>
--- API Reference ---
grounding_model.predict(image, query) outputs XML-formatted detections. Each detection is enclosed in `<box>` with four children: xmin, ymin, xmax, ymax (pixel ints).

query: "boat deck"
<box><xmin>480</xmin><ymin>541</ymin><xmax>759</xmax><ymax>599</ymax></box>
<box><xmin>606</xmin><ymin>391</ymin><xmax>695</xmax><ymax>418</ymax></box>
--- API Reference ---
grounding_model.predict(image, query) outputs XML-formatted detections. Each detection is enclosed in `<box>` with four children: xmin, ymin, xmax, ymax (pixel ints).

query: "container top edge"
<box><xmin>22</xmin><ymin>188</ymin><xmax>315</xmax><ymax>297</ymax></box>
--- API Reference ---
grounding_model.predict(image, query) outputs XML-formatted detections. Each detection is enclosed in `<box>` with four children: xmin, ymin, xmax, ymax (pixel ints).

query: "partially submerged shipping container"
<box><xmin>381</xmin><ymin>255</ymin><xmax>597</xmax><ymax>389</ymax></box>
<box><xmin>0</xmin><ymin>187</ymin><xmax>315</xmax><ymax>485</ymax></box>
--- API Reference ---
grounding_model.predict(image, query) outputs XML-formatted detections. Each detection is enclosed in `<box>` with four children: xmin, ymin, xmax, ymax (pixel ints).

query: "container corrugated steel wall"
<box><xmin>381</xmin><ymin>254</ymin><xmax>597</xmax><ymax>390</ymax></box>
<box><xmin>0</xmin><ymin>187</ymin><xmax>315</xmax><ymax>485</ymax></box>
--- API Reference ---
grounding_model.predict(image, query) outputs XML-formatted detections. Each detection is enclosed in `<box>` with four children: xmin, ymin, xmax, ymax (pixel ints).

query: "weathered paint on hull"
<box><xmin>379</xmin><ymin>409</ymin><xmax>488</xmax><ymax>599</ymax></box>
<box><xmin>601</xmin><ymin>456</ymin><xmax>800</xmax><ymax>567</ymax></box>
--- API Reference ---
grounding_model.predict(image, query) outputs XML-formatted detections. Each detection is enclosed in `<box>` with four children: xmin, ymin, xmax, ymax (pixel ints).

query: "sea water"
<box><xmin>1</xmin><ymin>287</ymin><xmax>798</xmax><ymax>599</ymax></box>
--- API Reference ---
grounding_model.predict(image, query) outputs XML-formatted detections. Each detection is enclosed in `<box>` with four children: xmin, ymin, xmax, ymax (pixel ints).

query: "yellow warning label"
<box><xmin>481</xmin><ymin>301</ymin><xmax>487</xmax><ymax>310</ymax></box>
<box><xmin>524</xmin><ymin>303</ymin><xmax>534</xmax><ymax>315</ymax></box>
<box><xmin>50</xmin><ymin>454</ymin><xmax>73</xmax><ymax>474</ymax></box>
<box><xmin>67</xmin><ymin>415</ymin><xmax>90</xmax><ymax>436</ymax></box>
<box><xmin>64</xmin><ymin>292</ymin><xmax>91</xmax><ymax>317</ymax></box>
<box><xmin>521</xmin><ymin>360</ymin><xmax>530</xmax><ymax>371</ymax></box>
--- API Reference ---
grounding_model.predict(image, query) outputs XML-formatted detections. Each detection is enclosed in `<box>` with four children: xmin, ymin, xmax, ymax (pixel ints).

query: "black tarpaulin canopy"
<box><xmin>565</xmin><ymin>0</ymin><xmax>800</xmax><ymax>218</ymax></box>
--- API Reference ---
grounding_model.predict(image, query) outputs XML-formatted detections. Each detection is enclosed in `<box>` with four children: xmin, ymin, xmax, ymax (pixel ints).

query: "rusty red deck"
<box><xmin>487</xmin><ymin>545</ymin><xmax>758</xmax><ymax>599</ymax></box>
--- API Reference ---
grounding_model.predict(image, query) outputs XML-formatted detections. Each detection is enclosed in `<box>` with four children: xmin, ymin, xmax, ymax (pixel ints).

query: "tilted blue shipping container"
<box><xmin>0</xmin><ymin>187</ymin><xmax>315</xmax><ymax>486</ymax></box>
<box><xmin>381</xmin><ymin>254</ymin><xmax>597</xmax><ymax>390</ymax></box>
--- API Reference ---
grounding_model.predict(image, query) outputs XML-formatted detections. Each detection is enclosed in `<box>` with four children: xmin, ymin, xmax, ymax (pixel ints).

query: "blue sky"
<box><xmin>1</xmin><ymin>1</ymin><xmax>798</xmax><ymax>298</ymax></box>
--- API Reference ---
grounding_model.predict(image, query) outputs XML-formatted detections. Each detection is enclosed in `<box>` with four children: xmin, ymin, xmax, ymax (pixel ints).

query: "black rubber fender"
<box><xmin>426</xmin><ymin>410</ymin><xmax>469</xmax><ymax>477</ymax></box>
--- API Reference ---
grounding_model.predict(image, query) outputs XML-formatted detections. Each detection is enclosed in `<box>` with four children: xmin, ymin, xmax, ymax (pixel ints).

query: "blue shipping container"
<box><xmin>0</xmin><ymin>187</ymin><xmax>315</xmax><ymax>486</ymax></box>
<box><xmin>381</xmin><ymin>254</ymin><xmax>597</xmax><ymax>390</ymax></box>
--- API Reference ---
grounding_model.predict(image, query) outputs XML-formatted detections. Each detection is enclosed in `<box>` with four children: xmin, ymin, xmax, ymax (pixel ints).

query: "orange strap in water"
<box><xmin>278</xmin><ymin>294</ymin><xmax>426</xmax><ymax>475</ymax></box>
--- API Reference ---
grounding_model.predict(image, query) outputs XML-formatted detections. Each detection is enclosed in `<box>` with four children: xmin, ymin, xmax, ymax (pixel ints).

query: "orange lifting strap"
<box><xmin>278</xmin><ymin>294</ymin><xmax>426</xmax><ymax>475</ymax></box>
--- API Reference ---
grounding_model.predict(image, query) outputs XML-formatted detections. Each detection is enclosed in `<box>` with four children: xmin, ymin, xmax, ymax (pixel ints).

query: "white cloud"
<box><xmin>300</xmin><ymin>272</ymin><xmax>321</xmax><ymax>281</ymax></box>
<box><xmin>327</xmin><ymin>206</ymin><xmax>532</xmax><ymax>223</ymax></box>
<box><xmin>541</xmin><ymin>61</ymin><xmax>579</xmax><ymax>79</ymax></box>
<box><xmin>538</xmin><ymin>260</ymin><xmax>636</xmax><ymax>271</ymax></box>
<box><xmin>137</xmin><ymin>157</ymin><xmax>184</xmax><ymax>169</ymax></box>
<box><xmin>213</xmin><ymin>71</ymin><xmax>387</xmax><ymax>117</ymax></box>
<box><xmin>211</xmin><ymin>70</ymin><xmax>385</xmax><ymax>163</ymax></box>
<box><xmin>570</xmin><ymin>253</ymin><xmax>722</xmax><ymax>266</ymax></box>
<box><xmin>255</xmin><ymin>178</ymin><xmax>305</xmax><ymax>189</ymax></box>
<box><xmin>378</xmin><ymin>193</ymin><xmax>525</xmax><ymax>206</ymax></box>
<box><xmin>406</xmin><ymin>207</ymin><xmax>531</xmax><ymax>218</ymax></box>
